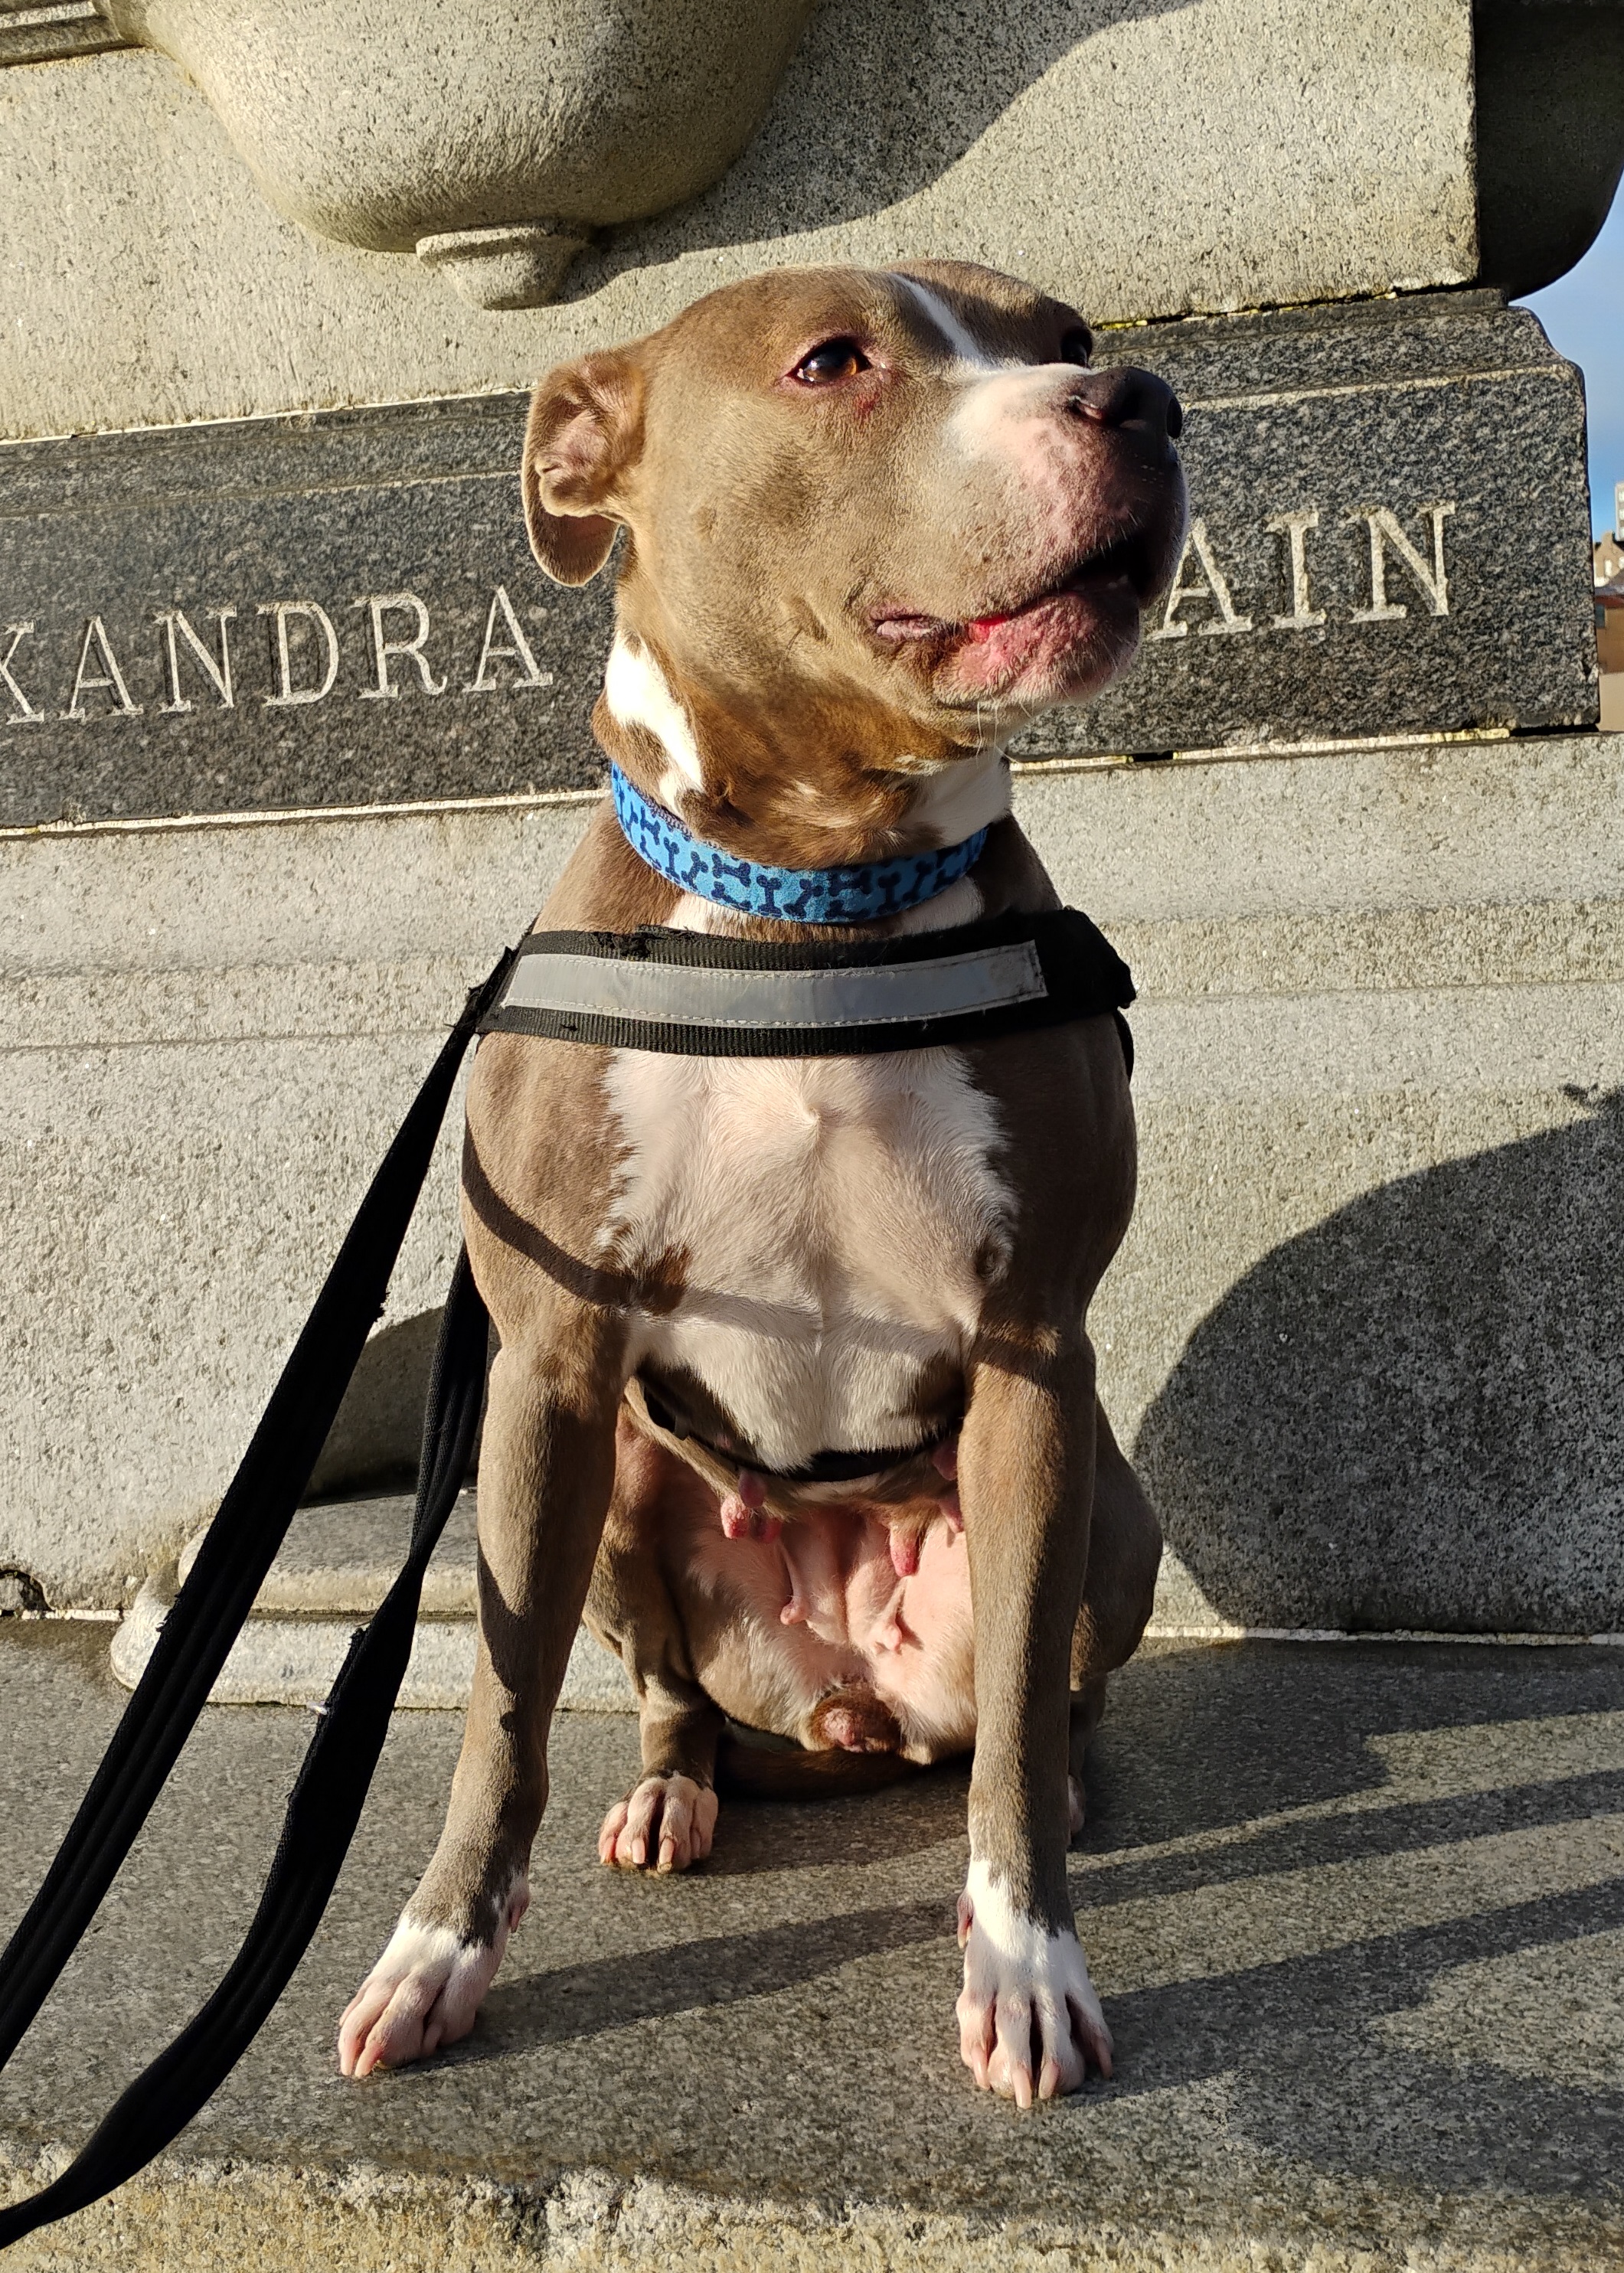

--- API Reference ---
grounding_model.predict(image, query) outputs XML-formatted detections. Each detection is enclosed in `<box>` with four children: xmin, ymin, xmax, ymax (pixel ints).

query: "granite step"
<box><xmin>109</xmin><ymin>1489</ymin><xmax>1622</xmax><ymax>1713</ymax></box>
<box><xmin>109</xmin><ymin>1490</ymin><xmax>636</xmax><ymax>1712</ymax></box>
<box><xmin>4</xmin><ymin>1626</ymin><xmax>1622</xmax><ymax>2270</ymax></box>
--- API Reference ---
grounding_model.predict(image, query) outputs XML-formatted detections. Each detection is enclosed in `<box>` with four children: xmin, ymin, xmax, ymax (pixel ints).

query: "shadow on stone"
<box><xmin>474</xmin><ymin>1895</ymin><xmax>949</xmax><ymax>2059</ymax></box>
<box><xmin>469</xmin><ymin>1645</ymin><xmax>1624</xmax><ymax>2211</ymax></box>
<box><xmin>306</xmin><ymin>1306</ymin><xmax>456</xmax><ymax>1501</ymax></box>
<box><xmin>1103</xmin><ymin>1881</ymin><xmax>1624</xmax><ymax>2201</ymax></box>
<box><xmin>8</xmin><ymin>1625</ymin><xmax>1621</xmax><ymax>2238</ymax></box>
<box><xmin>1080</xmin><ymin>1640</ymin><xmax>1624</xmax><ymax>1849</ymax></box>
<box><xmin>470</xmin><ymin>1775</ymin><xmax>1624</xmax><ymax>2210</ymax></box>
<box><xmin>1134</xmin><ymin>1093</ymin><xmax>1624</xmax><ymax>1632</ymax></box>
<box><xmin>704</xmin><ymin>1757</ymin><xmax>969</xmax><ymax>1876</ymax></box>
<box><xmin>580</xmin><ymin>0</ymin><xmax>1199</xmax><ymax>284</ymax></box>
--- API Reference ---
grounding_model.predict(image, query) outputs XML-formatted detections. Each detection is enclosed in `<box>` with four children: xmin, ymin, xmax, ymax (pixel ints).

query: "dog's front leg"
<box><xmin>338</xmin><ymin>1324</ymin><xmax>622</xmax><ymax>2076</ymax></box>
<box><xmin>955</xmin><ymin>1336</ymin><xmax>1112</xmax><ymax>2105</ymax></box>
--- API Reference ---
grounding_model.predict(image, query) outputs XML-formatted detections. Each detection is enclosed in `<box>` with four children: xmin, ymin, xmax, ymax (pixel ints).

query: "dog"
<box><xmin>338</xmin><ymin>259</ymin><xmax>1185</xmax><ymax>2105</ymax></box>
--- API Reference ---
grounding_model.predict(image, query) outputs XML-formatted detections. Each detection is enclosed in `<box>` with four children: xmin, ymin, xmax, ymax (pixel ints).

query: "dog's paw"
<box><xmin>955</xmin><ymin>1863</ymin><xmax>1112</xmax><ymax>2106</ymax></box>
<box><xmin>338</xmin><ymin>1886</ymin><xmax>526</xmax><ymax>2078</ymax></box>
<box><xmin>598</xmin><ymin>1774</ymin><xmax>718</xmax><ymax>1872</ymax></box>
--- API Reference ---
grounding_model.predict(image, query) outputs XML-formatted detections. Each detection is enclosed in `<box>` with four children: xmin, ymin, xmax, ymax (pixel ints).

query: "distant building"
<box><xmin>1599</xmin><ymin>576</ymin><xmax>1624</xmax><ymax>670</ymax></box>
<box><xmin>1596</xmin><ymin>485</ymin><xmax>1624</xmax><ymax>583</ymax></box>
<box><xmin>1595</xmin><ymin>490</ymin><xmax>1624</xmax><ymax>728</ymax></box>
<box><xmin>1599</xmin><ymin>570</ymin><xmax>1624</xmax><ymax>730</ymax></box>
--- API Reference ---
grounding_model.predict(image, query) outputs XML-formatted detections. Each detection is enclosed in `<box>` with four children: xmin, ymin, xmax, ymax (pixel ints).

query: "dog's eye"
<box><xmin>792</xmin><ymin>338</ymin><xmax>871</xmax><ymax>386</ymax></box>
<box><xmin>1059</xmin><ymin>325</ymin><xmax>1093</xmax><ymax>367</ymax></box>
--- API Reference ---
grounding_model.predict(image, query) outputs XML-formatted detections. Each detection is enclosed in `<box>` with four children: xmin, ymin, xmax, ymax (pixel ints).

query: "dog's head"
<box><xmin>523</xmin><ymin>262</ymin><xmax>1186</xmax><ymax>844</ymax></box>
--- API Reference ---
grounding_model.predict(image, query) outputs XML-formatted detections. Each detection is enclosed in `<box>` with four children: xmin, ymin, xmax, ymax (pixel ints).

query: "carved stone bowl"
<box><xmin>100</xmin><ymin>0</ymin><xmax>816</xmax><ymax>305</ymax></box>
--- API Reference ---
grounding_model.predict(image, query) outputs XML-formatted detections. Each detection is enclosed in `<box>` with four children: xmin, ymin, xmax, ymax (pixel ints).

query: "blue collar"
<box><xmin>609</xmin><ymin>764</ymin><xmax>989</xmax><ymax>924</ymax></box>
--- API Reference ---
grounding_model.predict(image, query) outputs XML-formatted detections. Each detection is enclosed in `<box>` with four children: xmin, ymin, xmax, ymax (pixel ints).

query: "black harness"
<box><xmin>0</xmin><ymin>909</ymin><xmax>1132</xmax><ymax>2250</ymax></box>
<box><xmin>480</xmin><ymin>906</ymin><xmax>1134</xmax><ymax>1068</ymax></box>
<box><xmin>490</xmin><ymin>906</ymin><xmax>1134</xmax><ymax>1489</ymax></box>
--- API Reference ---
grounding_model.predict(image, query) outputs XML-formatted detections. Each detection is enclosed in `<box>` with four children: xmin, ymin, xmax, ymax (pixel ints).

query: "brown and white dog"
<box><xmin>338</xmin><ymin>260</ymin><xmax>1185</xmax><ymax>2105</ymax></box>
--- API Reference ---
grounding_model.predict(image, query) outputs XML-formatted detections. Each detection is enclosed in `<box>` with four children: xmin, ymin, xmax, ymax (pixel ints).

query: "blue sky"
<box><xmin>1523</xmin><ymin>189</ymin><xmax>1624</xmax><ymax>535</ymax></box>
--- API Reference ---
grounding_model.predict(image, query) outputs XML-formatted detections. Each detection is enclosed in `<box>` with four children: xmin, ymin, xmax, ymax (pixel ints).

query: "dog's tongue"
<box><xmin>964</xmin><ymin>610</ymin><xmax>1014</xmax><ymax>643</ymax></box>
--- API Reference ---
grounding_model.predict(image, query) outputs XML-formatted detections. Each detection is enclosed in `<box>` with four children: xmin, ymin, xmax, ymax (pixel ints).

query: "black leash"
<box><xmin>0</xmin><ymin>946</ymin><xmax>515</xmax><ymax>2251</ymax></box>
<box><xmin>0</xmin><ymin>903</ymin><xmax>1133</xmax><ymax>2248</ymax></box>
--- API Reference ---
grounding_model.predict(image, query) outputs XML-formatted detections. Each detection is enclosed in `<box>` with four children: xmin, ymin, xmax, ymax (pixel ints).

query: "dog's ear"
<box><xmin>521</xmin><ymin>351</ymin><xmax>645</xmax><ymax>586</ymax></box>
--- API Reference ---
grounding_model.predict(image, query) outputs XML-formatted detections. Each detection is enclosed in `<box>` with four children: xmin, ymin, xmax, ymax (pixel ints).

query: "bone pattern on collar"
<box><xmin>610</xmin><ymin>764</ymin><xmax>989</xmax><ymax>925</ymax></box>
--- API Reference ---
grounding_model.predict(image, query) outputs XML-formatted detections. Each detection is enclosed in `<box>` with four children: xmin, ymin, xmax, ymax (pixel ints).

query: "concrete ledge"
<box><xmin>104</xmin><ymin>1491</ymin><xmax>636</xmax><ymax>1710</ymax></box>
<box><xmin>3</xmin><ymin>1626</ymin><xmax>1622</xmax><ymax>2269</ymax></box>
<box><xmin>98</xmin><ymin>1491</ymin><xmax>1623</xmax><ymax>1711</ymax></box>
<box><xmin>15</xmin><ymin>2152</ymin><xmax>1618</xmax><ymax>2273</ymax></box>
<box><xmin>109</xmin><ymin>1589</ymin><xmax>633</xmax><ymax>1711</ymax></box>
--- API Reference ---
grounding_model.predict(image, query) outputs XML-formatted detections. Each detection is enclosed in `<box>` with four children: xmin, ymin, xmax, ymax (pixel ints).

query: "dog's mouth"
<box><xmin>867</xmin><ymin>526</ymin><xmax>1160</xmax><ymax>653</ymax></box>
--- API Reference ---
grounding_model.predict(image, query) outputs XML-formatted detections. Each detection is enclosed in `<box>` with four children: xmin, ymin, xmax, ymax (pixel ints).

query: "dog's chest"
<box><xmin>603</xmin><ymin>1048</ymin><xmax>1011</xmax><ymax>1468</ymax></box>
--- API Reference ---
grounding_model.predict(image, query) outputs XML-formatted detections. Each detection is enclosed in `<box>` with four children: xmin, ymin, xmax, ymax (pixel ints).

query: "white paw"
<box><xmin>337</xmin><ymin>1883</ymin><xmax>527</xmax><ymax>2078</ymax></box>
<box><xmin>598</xmin><ymin>1774</ymin><xmax>718</xmax><ymax>1873</ymax></box>
<box><xmin>955</xmin><ymin>1860</ymin><xmax>1112</xmax><ymax>2105</ymax></box>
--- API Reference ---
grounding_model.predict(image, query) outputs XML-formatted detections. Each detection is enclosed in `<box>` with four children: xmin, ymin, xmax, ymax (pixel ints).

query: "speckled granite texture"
<box><xmin>0</xmin><ymin>392</ymin><xmax>605</xmax><ymax>825</ymax></box>
<box><xmin>2</xmin><ymin>1624</ymin><xmax>1621</xmax><ymax>2268</ymax></box>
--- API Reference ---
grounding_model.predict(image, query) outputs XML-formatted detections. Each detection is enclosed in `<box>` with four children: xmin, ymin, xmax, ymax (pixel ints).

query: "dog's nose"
<box><xmin>1063</xmin><ymin>364</ymin><xmax>1183</xmax><ymax>445</ymax></box>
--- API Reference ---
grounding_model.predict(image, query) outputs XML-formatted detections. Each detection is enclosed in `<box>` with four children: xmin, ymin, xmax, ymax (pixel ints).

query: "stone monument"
<box><xmin>2</xmin><ymin>0</ymin><xmax>1622</xmax><ymax>1647</ymax></box>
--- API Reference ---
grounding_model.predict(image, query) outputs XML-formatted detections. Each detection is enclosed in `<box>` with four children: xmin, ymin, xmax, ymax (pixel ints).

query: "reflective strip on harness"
<box><xmin>477</xmin><ymin>909</ymin><xmax>1136</xmax><ymax>1063</ymax></box>
<box><xmin>500</xmin><ymin>939</ymin><xmax>1047</xmax><ymax>1030</ymax></box>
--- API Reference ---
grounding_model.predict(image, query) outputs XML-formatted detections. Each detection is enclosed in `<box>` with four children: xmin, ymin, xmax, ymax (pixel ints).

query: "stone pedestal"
<box><xmin>5</xmin><ymin>736</ymin><xmax>1624</xmax><ymax>1639</ymax></box>
<box><xmin>0</xmin><ymin>0</ymin><xmax>1619</xmax><ymax>1645</ymax></box>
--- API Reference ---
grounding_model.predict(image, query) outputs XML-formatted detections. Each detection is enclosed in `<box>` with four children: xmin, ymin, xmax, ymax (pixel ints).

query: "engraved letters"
<box><xmin>1266</xmin><ymin>510</ymin><xmax>1326</xmax><ymax>630</ymax></box>
<box><xmin>463</xmin><ymin>584</ymin><xmax>554</xmax><ymax>693</ymax></box>
<box><xmin>259</xmin><ymin>600</ymin><xmax>341</xmax><ymax>707</ymax></box>
<box><xmin>1145</xmin><ymin>501</ymin><xmax>1456</xmax><ymax>645</ymax></box>
<box><xmin>1351</xmin><ymin>504</ymin><xmax>1456</xmax><ymax>622</ymax></box>
<box><xmin>1</xmin><ymin>624</ymin><xmax>42</xmax><ymax>724</ymax></box>
<box><xmin>0</xmin><ymin>512</ymin><xmax>1461</xmax><ymax>749</ymax></box>
<box><xmin>3</xmin><ymin>586</ymin><xmax>567</xmax><ymax>727</ymax></box>
<box><xmin>1148</xmin><ymin>518</ymin><xmax>1254</xmax><ymax>640</ymax></box>
<box><xmin>359</xmin><ymin>591</ymin><xmax>446</xmax><ymax>700</ymax></box>
<box><xmin>157</xmin><ymin>606</ymin><xmax>237</xmax><ymax>712</ymax></box>
<box><xmin>64</xmin><ymin>617</ymin><xmax>141</xmax><ymax>718</ymax></box>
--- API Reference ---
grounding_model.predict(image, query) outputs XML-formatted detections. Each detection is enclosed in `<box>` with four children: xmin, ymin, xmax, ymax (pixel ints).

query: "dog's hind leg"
<box><xmin>338</xmin><ymin>1304</ymin><xmax>626</xmax><ymax>2078</ymax></box>
<box><xmin>1066</xmin><ymin>1399</ymin><xmax>1161</xmax><ymax>1837</ymax></box>
<box><xmin>587</xmin><ymin>1411</ymin><xmax>724</xmax><ymax>1873</ymax></box>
